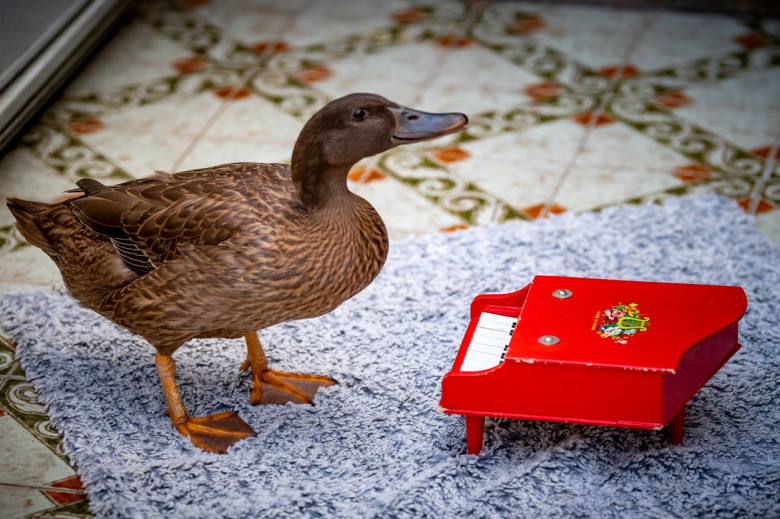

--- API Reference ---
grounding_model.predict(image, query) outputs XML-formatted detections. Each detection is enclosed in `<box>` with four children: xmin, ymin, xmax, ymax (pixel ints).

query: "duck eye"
<box><xmin>353</xmin><ymin>109</ymin><xmax>368</xmax><ymax>121</ymax></box>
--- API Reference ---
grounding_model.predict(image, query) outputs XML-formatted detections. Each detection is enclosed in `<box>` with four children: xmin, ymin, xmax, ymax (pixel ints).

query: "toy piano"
<box><xmin>439</xmin><ymin>275</ymin><xmax>747</xmax><ymax>454</ymax></box>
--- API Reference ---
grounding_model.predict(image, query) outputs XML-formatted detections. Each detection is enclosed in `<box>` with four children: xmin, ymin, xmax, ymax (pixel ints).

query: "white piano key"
<box><xmin>470</xmin><ymin>332</ymin><xmax>510</xmax><ymax>348</ymax></box>
<box><xmin>480</xmin><ymin>312</ymin><xmax>517</xmax><ymax>324</ymax></box>
<box><xmin>472</xmin><ymin>327</ymin><xmax>511</xmax><ymax>341</ymax></box>
<box><xmin>459</xmin><ymin>311</ymin><xmax>517</xmax><ymax>372</ymax></box>
<box><xmin>476</xmin><ymin>313</ymin><xmax>518</xmax><ymax>333</ymax></box>
<box><xmin>461</xmin><ymin>351</ymin><xmax>502</xmax><ymax>372</ymax></box>
<box><xmin>468</xmin><ymin>341</ymin><xmax>506</xmax><ymax>355</ymax></box>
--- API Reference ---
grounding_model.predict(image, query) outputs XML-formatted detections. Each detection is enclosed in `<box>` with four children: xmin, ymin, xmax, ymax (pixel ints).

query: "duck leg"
<box><xmin>156</xmin><ymin>353</ymin><xmax>255</xmax><ymax>453</ymax></box>
<box><xmin>241</xmin><ymin>331</ymin><xmax>336</xmax><ymax>405</ymax></box>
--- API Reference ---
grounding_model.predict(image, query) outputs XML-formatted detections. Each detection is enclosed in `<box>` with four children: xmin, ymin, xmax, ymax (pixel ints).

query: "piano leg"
<box><xmin>669</xmin><ymin>407</ymin><xmax>685</xmax><ymax>445</ymax></box>
<box><xmin>465</xmin><ymin>415</ymin><xmax>485</xmax><ymax>455</ymax></box>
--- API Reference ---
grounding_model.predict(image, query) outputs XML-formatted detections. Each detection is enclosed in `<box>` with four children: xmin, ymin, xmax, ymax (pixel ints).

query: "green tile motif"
<box><xmin>17</xmin><ymin>0</ymin><xmax>776</xmax><ymax>224</ymax></box>
<box><xmin>0</xmin><ymin>335</ymin><xmax>69</xmax><ymax>461</ymax></box>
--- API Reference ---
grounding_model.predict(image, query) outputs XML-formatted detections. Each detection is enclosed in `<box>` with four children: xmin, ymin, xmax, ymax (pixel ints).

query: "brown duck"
<box><xmin>7</xmin><ymin>93</ymin><xmax>467</xmax><ymax>453</ymax></box>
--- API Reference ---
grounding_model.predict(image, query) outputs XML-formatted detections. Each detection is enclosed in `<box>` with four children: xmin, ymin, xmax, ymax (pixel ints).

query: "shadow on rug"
<box><xmin>2</xmin><ymin>196</ymin><xmax>778</xmax><ymax>518</ymax></box>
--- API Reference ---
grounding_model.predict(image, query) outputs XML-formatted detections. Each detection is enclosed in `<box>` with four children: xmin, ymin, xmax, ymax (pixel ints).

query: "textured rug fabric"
<box><xmin>2</xmin><ymin>196</ymin><xmax>778</xmax><ymax>518</ymax></box>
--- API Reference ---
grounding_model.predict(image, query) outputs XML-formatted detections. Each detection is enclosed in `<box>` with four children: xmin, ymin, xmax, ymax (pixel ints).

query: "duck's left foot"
<box><xmin>241</xmin><ymin>331</ymin><xmax>336</xmax><ymax>405</ymax></box>
<box><xmin>177</xmin><ymin>411</ymin><xmax>256</xmax><ymax>454</ymax></box>
<box><xmin>241</xmin><ymin>362</ymin><xmax>336</xmax><ymax>405</ymax></box>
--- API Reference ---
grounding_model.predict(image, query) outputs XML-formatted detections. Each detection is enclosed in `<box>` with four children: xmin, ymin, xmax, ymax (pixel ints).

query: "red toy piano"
<box><xmin>439</xmin><ymin>275</ymin><xmax>747</xmax><ymax>455</ymax></box>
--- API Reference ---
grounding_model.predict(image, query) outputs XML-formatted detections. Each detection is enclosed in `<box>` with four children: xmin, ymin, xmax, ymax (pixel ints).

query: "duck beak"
<box><xmin>389</xmin><ymin>106</ymin><xmax>469</xmax><ymax>144</ymax></box>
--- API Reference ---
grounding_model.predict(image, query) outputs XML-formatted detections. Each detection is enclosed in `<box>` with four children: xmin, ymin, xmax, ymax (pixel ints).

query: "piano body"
<box><xmin>439</xmin><ymin>276</ymin><xmax>747</xmax><ymax>455</ymax></box>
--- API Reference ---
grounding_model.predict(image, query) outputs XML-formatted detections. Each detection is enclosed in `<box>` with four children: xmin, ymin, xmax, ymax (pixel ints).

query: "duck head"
<box><xmin>292</xmin><ymin>93</ymin><xmax>468</xmax><ymax>209</ymax></box>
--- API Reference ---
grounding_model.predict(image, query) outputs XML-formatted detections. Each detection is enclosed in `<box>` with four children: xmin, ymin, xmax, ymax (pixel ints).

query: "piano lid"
<box><xmin>506</xmin><ymin>276</ymin><xmax>747</xmax><ymax>373</ymax></box>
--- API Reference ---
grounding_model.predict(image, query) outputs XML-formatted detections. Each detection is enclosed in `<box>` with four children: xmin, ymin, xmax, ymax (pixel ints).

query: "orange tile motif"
<box><xmin>294</xmin><ymin>66</ymin><xmax>334</xmax><ymax>83</ymax></box>
<box><xmin>348</xmin><ymin>167</ymin><xmax>386</xmax><ymax>183</ymax></box>
<box><xmin>735</xmin><ymin>32</ymin><xmax>770</xmax><ymax>49</ymax></box>
<box><xmin>751</xmin><ymin>146</ymin><xmax>780</xmax><ymax>160</ymax></box>
<box><xmin>754</xmin><ymin>199</ymin><xmax>775</xmax><ymax>214</ymax></box>
<box><xmin>43</xmin><ymin>476</ymin><xmax>86</xmax><ymax>506</ymax></box>
<box><xmin>655</xmin><ymin>91</ymin><xmax>692</xmax><ymax>109</ymax></box>
<box><xmin>510</xmin><ymin>16</ymin><xmax>545</xmax><ymax>34</ymax></box>
<box><xmin>432</xmin><ymin>147</ymin><xmax>470</xmax><ymax>163</ymax></box>
<box><xmin>573</xmin><ymin>112</ymin><xmax>614</xmax><ymax>127</ymax></box>
<box><xmin>672</xmin><ymin>163</ymin><xmax>713</xmax><ymax>183</ymax></box>
<box><xmin>599</xmin><ymin>64</ymin><xmax>640</xmax><ymax>79</ymax></box>
<box><xmin>523</xmin><ymin>82</ymin><xmax>561</xmax><ymax>101</ymax></box>
<box><xmin>67</xmin><ymin>117</ymin><xmax>104</xmax><ymax>134</ymax></box>
<box><xmin>252</xmin><ymin>41</ymin><xmax>290</xmax><ymax>54</ymax></box>
<box><xmin>392</xmin><ymin>7</ymin><xmax>426</xmax><ymax>25</ymax></box>
<box><xmin>213</xmin><ymin>86</ymin><xmax>252</xmax><ymax>100</ymax></box>
<box><xmin>522</xmin><ymin>203</ymin><xmax>566</xmax><ymax>219</ymax></box>
<box><xmin>435</xmin><ymin>35</ymin><xmax>471</xmax><ymax>48</ymax></box>
<box><xmin>440</xmin><ymin>224</ymin><xmax>469</xmax><ymax>233</ymax></box>
<box><xmin>172</xmin><ymin>56</ymin><xmax>209</xmax><ymax>74</ymax></box>
<box><xmin>738</xmin><ymin>197</ymin><xmax>775</xmax><ymax>214</ymax></box>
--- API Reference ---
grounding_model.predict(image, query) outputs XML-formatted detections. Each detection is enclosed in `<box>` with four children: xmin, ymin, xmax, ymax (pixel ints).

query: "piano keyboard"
<box><xmin>460</xmin><ymin>312</ymin><xmax>518</xmax><ymax>372</ymax></box>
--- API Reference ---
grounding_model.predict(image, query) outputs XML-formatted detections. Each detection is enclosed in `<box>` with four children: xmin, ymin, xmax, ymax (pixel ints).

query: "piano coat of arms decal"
<box><xmin>594</xmin><ymin>302</ymin><xmax>651</xmax><ymax>344</ymax></box>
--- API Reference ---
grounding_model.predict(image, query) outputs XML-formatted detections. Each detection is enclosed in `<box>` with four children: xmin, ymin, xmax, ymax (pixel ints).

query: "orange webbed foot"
<box><xmin>242</xmin><ymin>332</ymin><xmax>336</xmax><ymax>405</ymax></box>
<box><xmin>241</xmin><ymin>360</ymin><xmax>336</xmax><ymax>405</ymax></box>
<box><xmin>174</xmin><ymin>410</ymin><xmax>256</xmax><ymax>454</ymax></box>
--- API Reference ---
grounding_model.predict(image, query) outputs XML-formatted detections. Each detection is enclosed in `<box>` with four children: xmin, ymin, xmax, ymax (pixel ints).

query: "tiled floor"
<box><xmin>0</xmin><ymin>0</ymin><xmax>778</xmax><ymax>516</ymax></box>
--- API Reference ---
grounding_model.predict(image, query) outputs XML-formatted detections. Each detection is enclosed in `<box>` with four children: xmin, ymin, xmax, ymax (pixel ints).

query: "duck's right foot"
<box><xmin>174</xmin><ymin>410</ymin><xmax>256</xmax><ymax>454</ymax></box>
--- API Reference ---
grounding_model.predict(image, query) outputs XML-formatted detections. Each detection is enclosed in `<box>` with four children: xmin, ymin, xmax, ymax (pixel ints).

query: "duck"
<box><xmin>7</xmin><ymin>93</ymin><xmax>468</xmax><ymax>453</ymax></box>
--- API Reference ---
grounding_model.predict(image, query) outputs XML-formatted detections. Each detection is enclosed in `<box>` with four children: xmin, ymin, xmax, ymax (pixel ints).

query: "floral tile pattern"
<box><xmin>0</xmin><ymin>0</ymin><xmax>778</xmax><ymax>516</ymax></box>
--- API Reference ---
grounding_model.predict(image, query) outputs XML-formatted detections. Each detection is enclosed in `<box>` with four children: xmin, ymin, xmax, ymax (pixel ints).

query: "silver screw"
<box><xmin>552</xmin><ymin>289</ymin><xmax>572</xmax><ymax>299</ymax></box>
<box><xmin>538</xmin><ymin>335</ymin><xmax>560</xmax><ymax>345</ymax></box>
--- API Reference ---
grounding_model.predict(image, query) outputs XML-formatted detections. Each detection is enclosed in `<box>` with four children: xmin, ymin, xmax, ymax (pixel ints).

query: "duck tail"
<box><xmin>7</xmin><ymin>196</ymin><xmax>137</xmax><ymax>306</ymax></box>
<box><xmin>6</xmin><ymin>198</ymin><xmax>61</xmax><ymax>255</ymax></box>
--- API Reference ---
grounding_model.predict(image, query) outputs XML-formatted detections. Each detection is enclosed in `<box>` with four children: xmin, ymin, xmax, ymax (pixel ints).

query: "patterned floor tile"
<box><xmin>671</xmin><ymin>67</ymin><xmax>780</xmax><ymax>152</ymax></box>
<box><xmin>62</xmin><ymin>13</ymin><xmax>196</xmax><ymax>98</ymax></box>
<box><xmin>73</xmin><ymin>91</ymin><xmax>228</xmax><ymax>179</ymax></box>
<box><xmin>349</xmin><ymin>173</ymin><xmax>463</xmax><ymax>240</ymax></box>
<box><xmin>555</xmin><ymin>121</ymin><xmax>689</xmax><ymax>211</ymax></box>
<box><xmin>515</xmin><ymin>4</ymin><xmax>648</xmax><ymax>70</ymax></box>
<box><xmin>0</xmin><ymin>482</ymin><xmax>58</xmax><ymax>519</ymax></box>
<box><xmin>0</xmin><ymin>148</ymin><xmax>75</xmax><ymax>227</ymax></box>
<box><xmin>0</xmin><ymin>248</ymin><xmax>63</xmax><ymax>292</ymax></box>
<box><xmin>755</xmin><ymin>207</ymin><xmax>780</xmax><ymax>244</ymax></box>
<box><xmin>763</xmin><ymin>19</ymin><xmax>780</xmax><ymax>39</ymax></box>
<box><xmin>417</xmin><ymin>44</ymin><xmax>547</xmax><ymax>114</ymax></box>
<box><xmin>312</xmin><ymin>41</ymin><xmax>453</xmax><ymax>107</ymax></box>
<box><xmin>175</xmin><ymin>92</ymin><xmax>304</xmax><ymax>170</ymax></box>
<box><xmin>631</xmin><ymin>11</ymin><xmax>749</xmax><ymax>71</ymax></box>
<box><xmin>0</xmin><ymin>415</ymin><xmax>74</xmax><ymax>486</ymax></box>
<box><xmin>443</xmin><ymin>119</ymin><xmax>587</xmax><ymax>216</ymax></box>
<box><xmin>758</xmin><ymin>174</ymin><xmax>780</xmax><ymax>212</ymax></box>
<box><xmin>557</xmin><ymin>164</ymin><xmax>685</xmax><ymax>213</ymax></box>
<box><xmin>380</xmin><ymin>145</ymin><xmax>528</xmax><ymax>226</ymax></box>
<box><xmin>176</xmin><ymin>0</ymin><xmax>309</xmax><ymax>46</ymax></box>
<box><xmin>285</xmin><ymin>0</ymin><xmax>416</xmax><ymax>46</ymax></box>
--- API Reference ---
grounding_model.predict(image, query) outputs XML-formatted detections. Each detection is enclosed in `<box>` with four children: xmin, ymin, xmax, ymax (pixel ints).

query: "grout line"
<box><xmin>407</xmin><ymin>2</ymin><xmax>482</xmax><ymax>108</ymax></box>
<box><xmin>168</xmin><ymin>99</ymin><xmax>230</xmax><ymax>173</ymax></box>
<box><xmin>747</xmin><ymin>143</ymin><xmax>779</xmax><ymax>214</ymax></box>
<box><xmin>169</xmin><ymin>5</ymin><xmax>304</xmax><ymax>174</ymax></box>
<box><xmin>539</xmin><ymin>20</ymin><xmax>651</xmax><ymax>218</ymax></box>
<box><xmin>407</xmin><ymin>49</ymin><xmax>449</xmax><ymax>108</ymax></box>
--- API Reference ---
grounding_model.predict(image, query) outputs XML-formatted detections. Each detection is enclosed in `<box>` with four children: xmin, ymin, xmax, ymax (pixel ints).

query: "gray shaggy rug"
<box><xmin>2</xmin><ymin>196</ymin><xmax>779</xmax><ymax>518</ymax></box>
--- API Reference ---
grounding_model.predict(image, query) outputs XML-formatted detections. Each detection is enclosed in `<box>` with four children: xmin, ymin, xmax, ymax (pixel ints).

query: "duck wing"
<box><xmin>70</xmin><ymin>164</ymin><xmax>290</xmax><ymax>275</ymax></box>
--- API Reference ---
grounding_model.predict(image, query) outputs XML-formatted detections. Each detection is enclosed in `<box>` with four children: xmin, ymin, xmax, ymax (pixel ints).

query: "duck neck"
<box><xmin>292</xmin><ymin>150</ymin><xmax>352</xmax><ymax>211</ymax></box>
